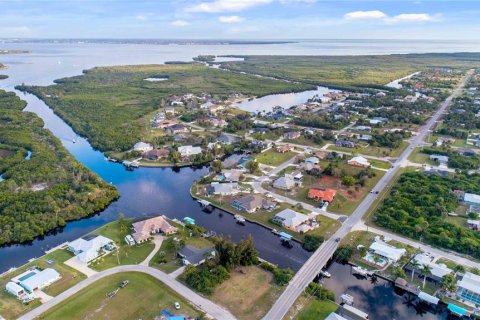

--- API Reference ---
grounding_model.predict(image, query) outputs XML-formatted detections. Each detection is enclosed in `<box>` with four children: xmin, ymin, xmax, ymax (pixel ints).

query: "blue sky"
<box><xmin>0</xmin><ymin>0</ymin><xmax>479</xmax><ymax>39</ymax></box>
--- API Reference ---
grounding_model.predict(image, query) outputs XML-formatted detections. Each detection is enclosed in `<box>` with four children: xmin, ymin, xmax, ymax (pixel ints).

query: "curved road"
<box><xmin>263</xmin><ymin>69</ymin><xmax>474</xmax><ymax>320</ymax></box>
<box><xmin>19</xmin><ymin>265</ymin><xmax>236</xmax><ymax>320</ymax></box>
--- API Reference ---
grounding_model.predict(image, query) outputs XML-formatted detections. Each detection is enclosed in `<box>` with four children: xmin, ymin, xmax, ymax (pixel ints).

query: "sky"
<box><xmin>0</xmin><ymin>0</ymin><xmax>479</xmax><ymax>40</ymax></box>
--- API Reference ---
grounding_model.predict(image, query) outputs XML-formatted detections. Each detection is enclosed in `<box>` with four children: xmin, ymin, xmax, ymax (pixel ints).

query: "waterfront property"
<box><xmin>405</xmin><ymin>253</ymin><xmax>453</xmax><ymax>283</ymax></box>
<box><xmin>457</xmin><ymin>272</ymin><xmax>480</xmax><ymax>305</ymax></box>
<box><xmin>67</xmin><ymin>235</ymin><xmax>115</xmax><ymax>263</ymax></box>
<box><xmin>133</xmin><ymin>141</ymin><xmax>153</xmax><ymax>152</ymax></box>
<box><xmin>206</xmin><ymin>182</ymin><xmax>241</xmax><ymax>196</ymax></box>
<box><xmin>178</xmin><ymin>245</ymin><xmax>216</xmax><ymax>266</ymax></box>
<box><xmin>368</xmin><ymin>239</ymin><xmax>406</xmax><ymax>263</ymax></box>
<box><xmin>231</xmin><ymin>194</ymin><xmax>277</xmax><ymax>213</ymax></box>
<box><xmin>271</xmin><ymin>208</ymin><xmax>314</xmax><ymax>233</ymax></box>
<box><xmin>131</xmin><ymin>215</ymin><xmax>178</xmax><ymax>243</ymax></box>
<box><xmin>464</xmin><ymin>192</ymin><xmax>480</xmax><ymax>207</ymax></box>
<box><xmin>6</xmin><ymin>268</ymin><xmax>61</xmax><ymax>301</ymax></box>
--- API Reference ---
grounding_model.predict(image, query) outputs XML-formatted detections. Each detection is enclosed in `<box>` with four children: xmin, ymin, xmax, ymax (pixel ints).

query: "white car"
<box><xmin>174</xmin><ymin>302</ymin><xmax>181</xmax><ymax>310</ymax></box>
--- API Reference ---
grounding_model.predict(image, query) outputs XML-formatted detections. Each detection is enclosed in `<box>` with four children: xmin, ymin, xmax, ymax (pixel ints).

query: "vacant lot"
<box><xmin>286</xmin><ymin>295</ymin><xmax>338</xmax><ymax>320</ymax></box>
<box><xmin>40</xmin><ymin>272</ymin><xmax>200</xmax><ymax>320</ymax></box>
<box><xmin>211</xmin><ymin>265</ymin><xmax>283</xmax><ymax>320</ymax></box>
<box><xmin>0</xmin><ymin>249</ymin><xmax>85</xmax><ymax>320</ymax></box>
<box><xmin>329</xmin><ymin>141</ymin><xmax>409</xmax><ymax>158</ymax></box>
<box><xmin>256</xmin><ymin>149</ymin><xmax>297</xmax><ymax>166</ymax></box>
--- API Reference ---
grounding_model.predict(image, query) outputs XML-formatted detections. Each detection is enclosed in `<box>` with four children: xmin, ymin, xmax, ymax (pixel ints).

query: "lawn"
<box><xmin>84</xmin><ymin>219</ymin><xmax>156</xmax><ymax>271</ymax></box>
<box><xmin>39</xmin><ymin>272</ymin><xmax>201</xmax><ymax>320</ymax></box>
<box><xmin>286</xmin><ymin>295</ymin><xmax>338</xmax><ymax>320</ymax></box>
<box><xmin>328</xmin><ymin>141</ymin><xmax>409</xmax><ymax>158</ymax></box>
<box><xmin>256</xmin><ymin>149</ymin><xmax>297</xmax><ymax>166</ymax></box>
<box><xmin>283</xmin><ymin>136</ymin><xmax>330</xmax><ymax>148</ymax></box>
<box><xmin>369</xmin><ymin>159</ymin><xmax>392</xmax><ymax>170</ymax></box>
<box><xmin>0</xmin><ymin>249</ymin><xmax>86</xmax><ymax>320</ymax></box>
<box><xmin>211</xmin><ymin>265</ymin><xmax>284</xmax><ymax>320</ymax></box>
<box><xmin>150</xmin><ymin>234</ymin><xmax>214</xmax><ymax>274</ymax></box>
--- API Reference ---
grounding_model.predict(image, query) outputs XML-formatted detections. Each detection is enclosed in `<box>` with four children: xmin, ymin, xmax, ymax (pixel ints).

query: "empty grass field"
<box><xmin>40</xmin><ymin>272</ymin><xmax>201</xmax><ymax>320</ymax></box>
<box><xmin>256</xmin><ymin>149</ymin><xmax>297</xmax><ymax>166</ymax></box>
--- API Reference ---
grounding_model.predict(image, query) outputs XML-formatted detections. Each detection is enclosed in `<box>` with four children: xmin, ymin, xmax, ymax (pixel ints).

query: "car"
<box><xmin>335</xmin><ymin>237</ymin><xmax>341</xmax><ymax>242</ymax></box>
<box><xmin>174</xmin><ymin>302</ymin><xmax>181</xmax><ymax>310</ymax></box>
<box><xmin>119</xmin><ymin>280</ymin><xmax>129</xmax><ymax>288</ymax></box>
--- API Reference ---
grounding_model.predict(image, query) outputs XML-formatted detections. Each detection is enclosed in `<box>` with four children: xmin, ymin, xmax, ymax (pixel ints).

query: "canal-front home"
<box><xmin>272</xmin><ymin>208</ymin><xmax>311</xmax><ymax>233</ymax></box>
<box><xmin>231</xmin><ymin>194</ymin><xmax>276</xmax><ymax>213</ymax></box>
<box><xmin>368</xmin><ymin>239</ymin><xmax>406</xmax><ymax>263</ymax></box>
<box><xmin>457</xmin><ymin>272</ymin><xmax>480</xmax><ymax>305</ymax></box>
<box><xmin>206</xmin><ymin>182</ymin><xmax>241</xmax><ymax>196</ymax></box>
<box><xmin>67</xmin><ymin>235</ymin><xmax>115</xmax><ymax>263</ymax></box>
<box><xmin>131</xmin><ymin>215</ymin><xmax>178</xmax><ymax>243</ymax></box>
<box><xmin>405</xmin><ymin>253</ymin><xmax>453</xmax><ymax>284</ymax></box>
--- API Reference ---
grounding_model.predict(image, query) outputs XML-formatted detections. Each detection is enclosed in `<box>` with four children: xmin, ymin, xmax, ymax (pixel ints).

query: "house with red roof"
<box><xmin>307</xmin><ymin>189</ymin><xmax>337</xmax><ymax>203</ymax></box>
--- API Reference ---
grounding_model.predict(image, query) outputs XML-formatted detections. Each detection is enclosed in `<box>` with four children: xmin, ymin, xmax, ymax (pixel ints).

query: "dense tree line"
<box><xmin>374</xmin><ymin>172</ymin><xmax>480</xmax><ymax>259</ymax></box>
<box><xmin>0</xmin><ymin>90</ymin><xmax>119</xmax><ymax>245</ymax></box>
<box><xmin>421</xmin><ymin>147</ymin><xmax>480</xmax><ymax>170</ymax></box>
<box><xmin>371</xmin><ymin>131</ymin><xmax>410</xmax><ymax>148</ymax></box>
<box><xmin>293</xmin><ymin>113</ymin><xmax>349</xmax><ymax>130</ymax></box>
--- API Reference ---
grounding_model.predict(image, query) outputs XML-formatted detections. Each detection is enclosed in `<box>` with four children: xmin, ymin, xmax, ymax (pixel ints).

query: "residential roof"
<box><xmin>348</xmin><ymin>156</ymin><xmax>370</xmax><ymax>167</ymax></box>
<box><xmin>413</xmin><ymin>253</ymin><xmax>452</xmax><ymax>279</ymax></box>
<box><xmin>305</xmin><ymin>157</ymin><xmax>319</xmax><ymax>164</ymax></box>
<box><xmin>207</xmin><ymin>182</ymin><xmax>240</xmax><ymax>195</ymax></box>
<box><xmin>274</xmin><ymin>208</ymin><xmax>308</xmax><ymax>228</ymax></box>
<box><xmin>6</xmin><ymin>281</ymin><xmax>25</xmax><ymax>294</ymax></box>
<box><xmin>223</xmin><ymin>169</ymin><xmax>243</xmax><ymax>182</ymax></box>
<box><xmin>430</xmin><ymin>154</ymin><xmax>449</xmax><ymax>163</ymax></box>
<box><xmin>457</xmin><ymin>272</ymin><xmax>480</xmax><ymax>294</ymax></box>
<box><xmin>68</xmin><ymin>235</ymin><xmax>113</xmax><ymax>263</ymax></box>
<box><xmin>369</xmin><ymin>240</ymin><xmax>406</xmax><ymax>262</ymax></box>
<box><xmin>132</xmin><ymin>216</ymin><xmax>178</xmax><ymax>242</ymax></box>
<box><xmin>464</xmin><ymin>193</ymin><xmax>480</xmax><ymax>205</ymax></box>
<box><xmin>178</xmin><ymin>245</ymin><xmax>214</xmax><ymax>265</ymax></box>
<box><xmin>133</xmin><ymin>141</ymin><xmax>153</xmax><ymax>151</ymax></box>
<box><xmin>178</xmin><ymin>145</ymin><xmax>202</xmax><ymax>156</ymax></box>
<box><xmin>308</xmin><ymin>189</ymin><xmax>337</xmax><ymax>202</ymax></box>
<box><xmin>273</xmin><ymin>176</ymin><xmax>295</xmax><ymax>190</ymax></box>
<box><xmin>325</xmin><ymin>313</ymin><xmax>348</xmax><ymax>320</ymax></box>
<box><xmin>20</xmin><ymin>268</ymin><xmax>60</xmax><ymax>291</ymax></box>
<box><xmin>232</xmin><ymin>194</ymin><xmax>266</xmax><ymax>211</ymax></box>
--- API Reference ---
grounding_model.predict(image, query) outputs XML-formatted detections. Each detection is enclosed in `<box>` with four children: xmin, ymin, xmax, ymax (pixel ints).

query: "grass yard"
<box><xmin>256</xmin><ymin>149</ymin><xmax>297</xmax><ymax>166</ymax></box>
<box><xmin>0</xmin><ymin>249</ymin><xmax>86</xmax><ymax>320</ymax></box>
<box><xmin>286</xmin><ymin>295</ymin><xmax>338</xmax><ymax>320</ymax></box>
<box><xmin>329</xmin><ymin>141</ymin><xmax>409</xmax><ymax>158</ymax></box>
<box><xmin>369</xmin><ymin>159</ymin><xmax>392</xmax><ymax>170</ymax></box>
<box><xmin>211</xmin><ymin>265</ymin><xmax>283</xmax><ymax>320</ymax></box>
<box><xmin>86</xmin><ymin>219</ymin><xmax>156</xmax><ymax>271</ymax></box>
<box><xmin>40</xmin><ymin>272</ymin><xmax>201</xmax><ymax>320</ymax></box>
<box><xmin>283</xmin><ymin>137</ymin><xmax>329</xmax><ymax>148</ymax></box>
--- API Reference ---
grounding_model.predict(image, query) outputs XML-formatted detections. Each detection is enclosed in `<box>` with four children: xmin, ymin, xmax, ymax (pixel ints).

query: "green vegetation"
<box><xmin>421</xmin><ymin>146</ymin><xmax>480</xmax><ymax>170</ymax></box>
<box><xmin>294</xmin><ymin>298</ymin><xmax>338</xmax><ymax>320</ymax></box>
<box><xmin>18</xmin><ymin>64</ymin><xmax>312</xmax><ymax>152</ymax></box>
<box><xmin>0</xmin><ymin>90</ymin><xmax>119</xmax><ymax>245</ymax></box>
<box><xmin>374</xmin><ymin>172</ymin><xmax>480</xmax><ymax>258</ymax></box>
<box><xmin>302</xmin><ymin>235</ymin><xmax>324</xmax><ymax>252</ymax></box>
<box><xmin>259</xmin><ymin>261</ymin><xmax>295</xmax><ymax>286</ymax></box>
<box><xmin>221</xmin><ymin>53</ymin><xmax>480</xmax><ymax>89</ymax></box>
<box><xmin>0</xmin><ymin>249</ymin><xmax>86</xmax><ymax>320</ymax></box>
<box><xmin>256</xmin><ymin>149</ymin><xmax>297</xmax><ymax>166</ymax></box>
<box><xmin>40</xmin><ymin>272</ymin><xmax>201</xmax><ymax>320</ymax></box>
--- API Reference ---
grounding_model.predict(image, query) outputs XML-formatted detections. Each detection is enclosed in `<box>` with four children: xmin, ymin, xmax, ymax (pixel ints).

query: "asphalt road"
<box><xmin>19</xmin><ymin>265</ymin><xmax>236</xmax><ymax>320</ymax></box>
<box><xmin>263</xmin><ymin>69</ymin><xmax>474</xmax><ymax>320</ymax></box>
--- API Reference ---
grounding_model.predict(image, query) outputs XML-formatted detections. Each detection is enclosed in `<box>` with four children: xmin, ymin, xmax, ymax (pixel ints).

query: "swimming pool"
<box><xmin>364</xmin><ymin>254</ymin><xmax>387</xmax><ymax>267</ymax></box>
<box><xmin>18</xmin><ymin>271</ymin><xmax>36</xmax><ymax>282</ymax></box>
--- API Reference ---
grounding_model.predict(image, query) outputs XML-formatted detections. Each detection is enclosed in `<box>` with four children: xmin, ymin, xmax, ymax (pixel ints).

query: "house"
<box><xmin>6</xmin><ymin>281</ymin><xmax>34</xmax><ymax>301</ymax></box>
<box><xmin>276</xmin><ymin>144</ymin><xmax>294</xmax><ymax>153</ymax></box>
<box><xmin>133</xmin><ymin>141</ymin><xmax>153</xmax><ymax>152</ymax></box>
<box><xmin>336</xmin><ymin>140</ymin><xmax>356</xmax><ymax>148</ymax></box>
<box><xmin>218</xmin><ymin>133</ymin><xmax>239</xmax><ymax>145</ymax></box>
<box><xmin>16</xmin><ymin>268</ymin><xmax>61</xmax><ymax>293</ymax></box>
<box><xmin>68</xmin><ymin>235</ymin><xmax>115</xmax><ymax>263</ymax></box>
<box><xmin>208</xmin><ymin>104</ymin><xmax>224</xmax><ymax>114</ymax></box>
<box><xmin>223</xmin><ymin>169</ymin><xmax>243</xmax><ymax>182</ymax></box>
<box><xmin>457</xmin><ymin>272</ymin><xmax>480</xmax><ymax>305</ymax></box>
<box><xmin>369</xmin><ymin>240</ymin><xmax>406</xmax><ymax>262</ymax></box>
<box><xmin>208</xmin><ymin>118</ymin><xmax>228</xmax><ymax>128</ymax></box>
<box><xmin>165</xmin><ymin>107</ymin><xmax>175</xmax><ymax>116</ymax></box>
<box><xmin>467</xmin><ymin>219</ymin><xmax>480</xmax><ymax>230</ymax></box>
<box><xmin>178</xmin><ymin>245</ymin><xmax>215</xmax><ymax>266</ymax></box>
<box><xmin>357</xmin><ymin>134</ymin><xmax>372</xmax><ymax>141</ymax></box>
<box><xmin>231</xmin><ymin>194</ymin><xmax>276</xmax><ymax>213</ymax></box>
<box><xmin>305</xmin><ymin>156</ymin><xmax>320</xmax><ymax>165</ymax></box>
<box><xmin>142</xmin><ymin>149</ymin><xmax>170</xmax><ymax>161</ymax></box>
<box><xmin>464</xmin><ymin>193</ymin><xmax>480</xmax><ymax>207</ymax></box>
<box><xmin>273</xmin><ymin>176</ymin><xmax>295</xmax><ymax>190</ymax></box>
<box><xmin>286</xmin><ymin>170</ymin><xmax>303</xmax><ymax>185</ymax></box>
<box><xmin>430</xmin><ymin>154</ymin><xmax>449</xmax><ymax>166</ymax></box>
<box><xmin>131</xmin><ymin>215</ymin><xmax>178</xmax><ymax>243</ymax></box>
<box><xmin>206</xmin><ymin>182</ymin><xmax>241</xmax><ymax>196</ymax></box>
<box><xmin>272</xmin><ymin>208</ymin><xmax>309</xmax><ymax>230</ymax></box>
<box><xmin>308</xmin><ymin>189</ymin><xmax>336</xmax><ymax>203</ymax></box>
<box><xmin>153</xmin><ymin>119</ymin><xmax>177</xmax><ymax>129</ymax></box>
<box><xmin>178</xmin><ymin>145</ymin><xmax>202</xmax><ymax>157</ymax></box>
<box><xmin>405</xmin><ymin>253</ymin><xmax>452</xmax><ymax>283</ymax></box>
<box><xmin>166</xmin><ymin>124</ymin><xmax>190</xmax><ymax>135</ymax></box>
<box><xmin>284</xmin><ymin>131</ymin><xmax>301</xmax><ymax>140</ymax></box>
<box><xmin>348</xmin><ymin>156</ymin><xmax>371</xmax><ymax>168</ymax></box>
<box><xmin>353</xmin><ymin>125</ymin><xmax>372</xmax><ymax>132</ymax></box>
<box><xmin>249</xmin><ymin>139</ymin><xmax>271</xmax><ymax>150</ymax></box>
<box><xmin>315</xmin><ymin>151</ymin><xmax>329</xmax><ymax>160</ymax></box>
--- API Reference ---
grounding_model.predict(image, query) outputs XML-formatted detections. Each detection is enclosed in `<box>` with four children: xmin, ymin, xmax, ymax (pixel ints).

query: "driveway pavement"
<box><xmin>64</xmin><ymin>256</ymin><xmax>97</xmax><ymax>277</ymax></box>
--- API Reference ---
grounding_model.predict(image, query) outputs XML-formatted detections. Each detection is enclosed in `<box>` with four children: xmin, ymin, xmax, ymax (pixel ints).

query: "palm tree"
<box><xmin>421</xmin><ymin>264</ymin><xmax>432</xmax><ymax>289</ymax></box>
<box><xmin>410</xmin><ymin>259</ymin><xmax>420</xmax><ymax>282</ymax></box>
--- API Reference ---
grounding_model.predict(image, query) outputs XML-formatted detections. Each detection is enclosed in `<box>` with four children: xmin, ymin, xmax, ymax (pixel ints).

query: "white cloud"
<box><xmin>387</xmin><ymin>13</ymin><xmax>437</xmax><ymax>23</ymax></box>
<box><xmin>219</xmin><ymin>15</ymin><xmax>244</xmax><ymax>23</ymax></box>
<box><xmin>171</xmin><ymin>20</ymin><xmax>190</xmax><ymax>27</ymax></box>
<box><xmin>135</xmin><ymin>14</ymin><xmax>150</xmax><ymax>21</ymax></box>
<box><xmin>343</xmin><ymin>10</ymin><xmax>387</xmax><ymax>21</ymax></box>
<box><xmin>227</xmin><ymin>26</ymin><xmax>260</xmax><ymax>33</ymax></box>
<box><xmin>0</xmin><ymin>26</ymin><xmax>31</xmax><ymax>35</ymax></box>
<box><xmin>187</xmin><ymin>0</ymin><xmax>272</xmax><ymax>13</ymax></box>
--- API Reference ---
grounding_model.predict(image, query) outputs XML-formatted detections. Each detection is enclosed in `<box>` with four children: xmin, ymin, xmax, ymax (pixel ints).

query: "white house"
<box><xmin>273</xmin><ymin>176</ymin><xmax>295</xmax><ymax>190</ymax></box>
<box><xmin>348</xmin><ymin>156</ymin><xmax>371</xmax><ymax>168</ymax></box>
<box><xmin>6</xmin><ymin>282</ymin><xmax>33</xmax><ymax>301</ymax></box>
<box><xmin>464</xmin><ymin>193</ymin><xmax>480</xmax><ymax>207</ymax></box>
<box><xmin>19</xmin><ymin>268</ymin><xmax>61</xmax><ymax>293</ymax></box>
<box><xmin>68</xmin><ymin>235</ymin><xmax>114</xmax><ymax>263</ymax></box>
<box><xmin>178</xmin><ymin>145</ymin><xmax>202</xmax><ymax>157</ymax></box>
<box><xmin>133</xmin><ymin>141</ymin><xmax>153</xmax><ymax>152</ymax></box>
<box><xmin>369</xmin><ymin>240</ymin><xmax>406</xmax><ymax>262</ymax></box>
<box><xmin>272</xmin><ymin>209</ymin><xmax>309</xmax><ymax>231</ymax></box>
<box><xmin>207</xmin><ymin>182</ymin><xmax>241</xmax><ymax>196</ymax></box>
<box><xmin>457</xmin><ymin>272</ymin><xmax>480</xmax><ymax>305</ymax></box>
<box><xmin>411</xmin><ymin>253</ymin><xmax>452</xmax><ymax>281</ymax></box>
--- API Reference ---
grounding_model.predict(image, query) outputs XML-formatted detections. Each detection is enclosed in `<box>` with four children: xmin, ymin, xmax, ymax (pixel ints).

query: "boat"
<box><xmin>280</xmin><ymin>238</ymin><xmax>293</xmax><ymax>248</ymax></box>
<box><xmin>271</xmin><ymin>228</ymin><xmax>279</xmax><ymax>235</ymax></box>
<box><xmin>352</xmin><ymin>266</ymin><xmax>369</xmax><ymax>277</ymax></box>
<box><xmin>183</xmin><ymin>217</ymin><xmax>195</xmax><ymax>225</ymax></box>
<box><xmin>72</xmin><ymin>138</ymin><xmax>76</xmax><ymax>143</ymax></box>
<box><xmin>320</xmin><ymin>270</ymin><xmax>331</xmax><ymax>278</ymax></box>
<box><xmin>341</xmin><ymin>293</ymin><xmax>354</xmax><ymax>305</ymax></box>
<box><xmin>234</xmin><ymin>214</ymin><xmax>246</xmax><ymax>224</ymax></box>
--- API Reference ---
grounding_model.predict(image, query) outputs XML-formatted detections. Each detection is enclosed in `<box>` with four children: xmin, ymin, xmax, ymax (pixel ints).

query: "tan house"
<box><xmin>131</xmin><ymin>215</ymin><xmax>178</xmax><ymax>243</ymax></box>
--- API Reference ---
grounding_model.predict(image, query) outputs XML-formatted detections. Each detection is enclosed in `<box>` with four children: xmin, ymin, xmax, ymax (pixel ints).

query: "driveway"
<box><xmin>64</xmin><ymin>256</ymin><xmax>98</xmax><ymax>278</ymax></box>
<box><xmin>140</xmin><ymin>235</ymin><xmax>164</xmax><ymax>266</ymax></box>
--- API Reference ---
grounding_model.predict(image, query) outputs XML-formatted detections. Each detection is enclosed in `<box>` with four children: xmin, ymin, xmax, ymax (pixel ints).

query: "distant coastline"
<box><xmin>2</xmin><ymin>39</ymin><xmax>295</xmax><ymax>45</ymax></box>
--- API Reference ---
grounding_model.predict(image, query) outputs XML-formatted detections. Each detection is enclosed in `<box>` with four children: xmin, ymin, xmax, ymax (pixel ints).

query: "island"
<box><xmin>0</xmin><ymin>90</ymin><xmax>119</xmax><ymax>245</ymax></box>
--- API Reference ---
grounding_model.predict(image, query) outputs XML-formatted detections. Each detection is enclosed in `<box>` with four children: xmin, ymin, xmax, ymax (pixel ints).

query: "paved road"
<box><xmin>19</xmin><ymin>265</ymin><xmax>236</xmax><ymax>320</ymax></box>
<box><xmin>353</xmin><ymin>222</ymin><xmax>480</xmax><ymax>269</ymax></box>
<box><xmin>263</xmin><ymin>69</ymin><xmax>474</xmax><ymax>320</ymax></box>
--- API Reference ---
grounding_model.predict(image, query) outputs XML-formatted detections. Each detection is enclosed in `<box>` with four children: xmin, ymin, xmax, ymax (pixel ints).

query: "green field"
<box><xmin>40</xmin><ymin>272</ymin><xmax>201</xmax><ymax>320</ymax></box>
<box><xmin>293</xmin><ymin>297</ymin><xmax>338</xmax><ymax>320</ymax></box>
<box><xmin>220</xmin><ymin>53</ymin><xmax>480</xmax><ymax>89</ymax></box>
<box><xmin>329</xmin><ymin>141</ymin><xmax>409</xmax><ymax>158</ymax></box>
<box><xmin>256</xmin><ymin>149</ymin><xmax>297</xmax><ymax>166</ymax></box>
<box><xmin>18</xmin><ymin>64</ymin><xmax>312</xmax><ymax>153</ymax></box>
<box><xmin>0</xmin><ymin>249</ymin><xmax>86</xmax><ymax>320</ymax></box>
<box><xmin>0</xmin><ymin>90</ymin><xmax>119</xmax><ymax>246</ymax></box>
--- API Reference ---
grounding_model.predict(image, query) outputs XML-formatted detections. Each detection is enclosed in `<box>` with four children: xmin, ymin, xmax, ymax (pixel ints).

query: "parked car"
<box><xmin>119</xmin><ymin>280</ymin><xmax>129</xmax><ymax>288</ymax></box>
